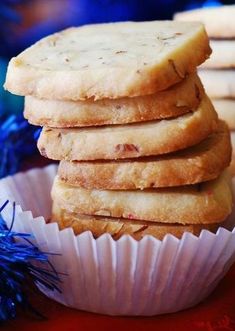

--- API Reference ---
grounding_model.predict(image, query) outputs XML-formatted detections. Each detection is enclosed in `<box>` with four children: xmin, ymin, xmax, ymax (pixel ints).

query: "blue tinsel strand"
<box><xmin>0</xmin><ymin>113</ymin><xmax>40</xmax><ymax>179</ymax></box>
<box><xmin>0</xmin><ymin>201</ymin><xmax>61</xmax><ymax>321</ymax></box>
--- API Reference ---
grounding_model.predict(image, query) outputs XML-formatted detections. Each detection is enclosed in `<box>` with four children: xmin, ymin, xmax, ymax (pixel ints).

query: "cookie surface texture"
<box><xmin>51</xmin><ymin>171</ymin><xmax>233</xmax><ymax>225</ymax></box>
<box><xmin>58</xmin><ymin>121</ymin><xmax>231</xmax><ymax>189</ymax></box>
<box><xmin>4</xmin><ymin>21</ymin><xmax>210</xmax><ymax>100</ymax></box>
<box><xmin>24</xmin><ymin>73</ymin><xmax>204</xmax><ymax>127</ymax></box>
<box><xmin>175</xmin><ymin>5</ymin><xmax>235</xmax><ymax>38</ymax></box>
<box><xmin>38</xmin><ymin>95</ymin><xmax>218</xmax><ymax>161</ymax></box>
<box><xmin>52</xmin><ymin>202</ymin><xmax>223</xmax><ymax>240</ymax></box>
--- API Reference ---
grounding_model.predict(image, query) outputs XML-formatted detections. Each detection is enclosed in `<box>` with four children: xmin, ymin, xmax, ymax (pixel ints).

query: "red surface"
<box><xmin>2</xmin><ymin>155</ymin><xmax>234</xmax><ymax>331</ymax></box>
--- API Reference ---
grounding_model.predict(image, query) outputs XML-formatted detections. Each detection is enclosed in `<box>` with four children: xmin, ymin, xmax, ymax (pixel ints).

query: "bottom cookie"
<box><xmin>51</xmin><ymin>171</ymin><xmax>233</xmax><ymax>225</ymax></box>
<box><xmin>51</xmin><ymin>202</ymin><xmax>227</xmax><ymax>240</ymax></box>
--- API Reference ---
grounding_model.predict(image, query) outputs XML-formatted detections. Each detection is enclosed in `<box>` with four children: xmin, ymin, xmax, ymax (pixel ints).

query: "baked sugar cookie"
<box><xmin>52</xmin><ymin>202</ymin><xmax>224</xmax><ymax>240</ymax></box>
<box><xmin>4</xmin><ymin>21</ymin><xmax>210</xmax><ymax>100</ymax></box>
<box><xmin>38</xmin><ymin>95</ymin><xmax>218</xmax><ymax>161</ymax></box>
<box><xmin>175</xmin><ymin>5</ymin><xmax>235</xmax><ymax>38</ymax></box>
<box><xmin>24</xmin><ymin>73</ymin><xmax>204</xmax><ymax>127</ymax></box>
<box><xmin>199</xmin><ymin>70</ymin><xmax>235</xmax><ymax>98</ymax></box>
<box><xmin>58</xmin><ymin>121</ymin><xmax>231</xmax><ymax>189</ymax></box>
<box><xmin>51</xmin><ymin>171</ymin><xmax>233</xmax><ymax>225</ymax></box>
<box><xmin>213</xmin><ymin>99</ymin><xmax>235</xmax><ymax>129</ymax></box>
<box><xmin>201</xmin><ymin>40</ymin><xmax>235</xmax><ymax>69</ymax></box>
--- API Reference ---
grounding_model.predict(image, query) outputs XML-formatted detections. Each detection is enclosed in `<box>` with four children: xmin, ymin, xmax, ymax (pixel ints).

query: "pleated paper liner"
<box><xmin>0</xmin><ymin>165</ymin><xmax>234</xmax><ymax>316</ymax></box>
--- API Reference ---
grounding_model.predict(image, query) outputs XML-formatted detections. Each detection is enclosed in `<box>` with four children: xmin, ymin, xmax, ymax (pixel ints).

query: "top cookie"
<box><xmin>4</xmin><ymin>21</ymin><xmax>210</xmax><ymax>100</ymax></box>
<box><xmin>175</xmin><ymin>5</ymin><xmax>235</xmax><ymax>38</ymax></box>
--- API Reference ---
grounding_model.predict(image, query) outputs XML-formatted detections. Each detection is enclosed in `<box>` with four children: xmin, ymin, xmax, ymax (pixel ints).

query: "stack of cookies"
<box><xmin>4</xmin><ymin>21</ymin><xmax>233</xmax><ymax>240</ymax></box>
<box><xmin>175</xmin><ymin>5</ymin><xmax>235</xmax><ymax>175</ymax></box>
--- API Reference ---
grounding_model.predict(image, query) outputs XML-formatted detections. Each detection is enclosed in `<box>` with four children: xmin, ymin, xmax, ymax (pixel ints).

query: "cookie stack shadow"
<box><xmin>4</xmin><ymin>21</ymin><xmax>233</xmax><ymax>240</ymax></box>
<box><xmin>175</xmin><ymin>5</ymin><xmax>235</xmax><ymax>175</ymax></box>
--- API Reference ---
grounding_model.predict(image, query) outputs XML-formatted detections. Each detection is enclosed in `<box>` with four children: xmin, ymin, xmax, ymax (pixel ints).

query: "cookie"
<box><xmin>175</xmin><ymin>5</ymin><xmax>235</xmax><ymax>38</ymax></box>
<box><xmin>52</xmin><ymin>202</ymin><xmax>224</xmax><ymax>240</ymax></box>
<box><xmin>24</xmin><ymin>73</ymin><xmax>204</xmax><ymax>127</ymax></box>
<box><xmin>213</xmin><ymin>99</ymin><xmax>235</xmax><ymax>129</ymax></box>
<box><xmin>201</xmin><ymin>40</ymin><xmax>235</xmax><ymax>69</ymax></box>
<box><xmin>58</xmin><ymin>121</ymin><xmax>231</xmax><ymax>189</ymax></box>
<box><xmin>51</xmin><ymin>171</ymin><xmax>233</xmax><ymax>225</ymax></box>
<box><xmin>38</xmin><ymin>95</ymin><xmax>218</xmax><ymax>161</ymax></box>
<box><xmin>199</xmin><ymin>70</ymin><xmax>235</xmax><ymax>98</ymax></box>
<box><xmin>4</xmin><ymin>21</ymin><xmax>210</xmax><ymax>100</ymax></box>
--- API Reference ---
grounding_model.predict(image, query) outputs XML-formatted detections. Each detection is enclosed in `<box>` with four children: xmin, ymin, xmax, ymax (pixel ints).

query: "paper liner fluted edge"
<box><xmin>0</xmin><ymin>164</ymin><xmax>234</xmax><ymax>316</ymax></box>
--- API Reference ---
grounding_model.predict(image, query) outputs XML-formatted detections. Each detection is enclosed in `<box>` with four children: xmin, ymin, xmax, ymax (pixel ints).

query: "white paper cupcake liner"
<box><xmin>0</xmin><ymin>165</ymin><xmax>234</xmax><ymax>316</ymax></box>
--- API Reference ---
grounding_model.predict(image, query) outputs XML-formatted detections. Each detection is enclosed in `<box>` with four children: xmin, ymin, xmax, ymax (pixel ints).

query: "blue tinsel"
<box><xmin>0</xmin><ymin>113</ymin><xmax>40</xmax><ymax>178</ymax></box>
<box><xmin>0</xmin><ymin>200</ymin><xmax>60</xmax><ymax>321</ymax></box>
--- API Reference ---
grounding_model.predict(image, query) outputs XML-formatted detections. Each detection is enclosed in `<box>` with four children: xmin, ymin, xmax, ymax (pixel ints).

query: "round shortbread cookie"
<box><xmin>4</xmin><ymin>21</ymin><xmax>210</xmax><ymax>100</ymax></box>
<box><xmin>175</xmin><ymin>5</ymin><xmax>235</xmax><ymax>38</ymax></box>
<box><xmin>24</xmin><ymin>73</ymin><xmax>204</xmax><ymax>127</ymax></box>
<box><xmin>213</xmin><ymin>99</ymin><xmax>235</xmax><ymax>129</ymax></box>
<box><xmin>199</xmin><ymin>70</ymin><xmax>235</xmax><ymax>98</ymax></box>
<box><xmin>51</xmin><ymin>171</ymin><xmax>233</xmax><ymax>225</ymax></box>
<box><xmin>201</xmin><ymin>40</ymin><xmax>235</xmax><ymax>69</ymax></box>
<box><xmin>52</xmin><ymin>202</ymin><xmax>224</xmax><ymax>240</ymax></box>
<box><xmin>38</xmin><ymin>95</ymin><xmax>218</xmax><ymax>161</ymax></box>
<box><xmin>58</xmin><ymin>121</ymin><xmax>231</xmax><ymax>190</ymax></box>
